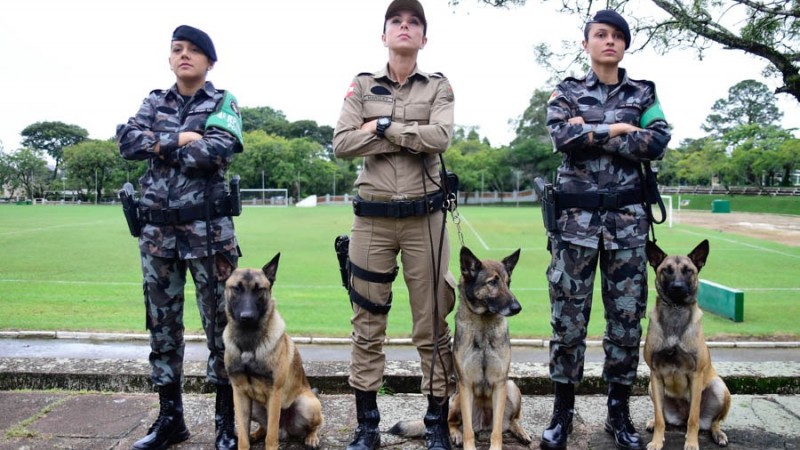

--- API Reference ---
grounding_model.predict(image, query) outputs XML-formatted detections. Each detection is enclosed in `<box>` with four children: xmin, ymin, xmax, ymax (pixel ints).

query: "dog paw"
<box><xmin>646</xmin><ymin>418</ymin><xmax>655</xmax><ymax>432</ymax></box>
<box><xmin>305</xmin><ymin>433</ymin><xmax>321</xmax><ymax>449</ymax></box>
<box><xmin>712</xmin><ymin>430</ymin><xmax>728</xmax><ymax>447</ymax></box>
<box><xmin>647</xmin><ymin>441</ymin><xmax>664</xmax><ymax>450</ymax></box>
<box><xmin>684</xmin><ymin>443</ymin><xmax>700</xmax><ymax>450</ymax></box>
<box><xmin>450</xmin><ymin>430</ymin><xmax>463</xmax><ymax>446</ymax></box>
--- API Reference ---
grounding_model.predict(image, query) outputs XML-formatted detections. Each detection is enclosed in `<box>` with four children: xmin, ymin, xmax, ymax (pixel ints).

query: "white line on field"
<box><xmin>456</xmin><ymin>213</ymin><xmax>490</xmax><ymax>250</ymax></box>
<box><xmin>0</xmin><ymin>220</ymin><xmax>114</xmax><ymax>236</ymax></box>
<box><xmin>677</xmin><ymin>229</ymin><xmax>800</xmax><ymax>260</ymax></box>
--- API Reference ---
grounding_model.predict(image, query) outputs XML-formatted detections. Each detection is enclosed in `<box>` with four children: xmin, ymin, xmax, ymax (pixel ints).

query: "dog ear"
<box><xmin>460</xmin><ymin>246</ymin><xmax>481</xmax><ymax>281</ymax></box>
<box><xmin>645</xmin><ymin>240</ymin><xmax>666</xmax><ymax>269</ymax></box>
<box><xmin>502</xmin><ymin>248</ymin><xmax>521</xmax><ymax>277</ymax></box>
<box><xmin>688</xmin><ymin>240</ymin><xmax>710</xmax><ymax>272</ymax></box>
<box><xmin>262</xmin><ymin>253</ymin><xmax>281</xmax><ymax>284</ymax></box>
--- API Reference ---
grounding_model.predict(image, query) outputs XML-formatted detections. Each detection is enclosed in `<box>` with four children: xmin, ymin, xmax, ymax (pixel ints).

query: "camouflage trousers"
<box><xmin>140</xmin><ymin>251</ymin><xmax>237</xmax><ymax>386</ymax></box>
<box><xmin>546</xmin><ymin>235</ymin><xmax>647</xmax><ymax>386</ymax></box>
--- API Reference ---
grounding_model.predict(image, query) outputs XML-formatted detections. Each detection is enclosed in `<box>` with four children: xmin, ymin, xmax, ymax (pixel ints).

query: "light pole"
<box><xmin>481</xmin><ymin>171</ymin><xmax>485</xmax><ymax>207</ymax></box>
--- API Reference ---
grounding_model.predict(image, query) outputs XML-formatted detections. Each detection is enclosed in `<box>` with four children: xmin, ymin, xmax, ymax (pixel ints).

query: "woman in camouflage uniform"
<box><xmin>540</xmin><ymin>10</ymin><xmax>671</xmax><ymax>450</ymax></box>
<box><xmin>117</xmin><ymin>25</ymin><xmax>243</xmax><ymax>450</ymax></box>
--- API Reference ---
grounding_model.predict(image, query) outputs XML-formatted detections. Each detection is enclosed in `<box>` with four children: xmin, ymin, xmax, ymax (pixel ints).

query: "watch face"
<box><xmin>378</xmin><ymin>117</ymin><xmax>390</xmax><ymax>126</ymax></box>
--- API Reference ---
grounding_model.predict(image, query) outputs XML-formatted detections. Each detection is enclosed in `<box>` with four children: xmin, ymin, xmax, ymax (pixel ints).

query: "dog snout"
<box><xmin>493</xmin><ymin>297</ymin><xmax>522</xmax><ymax>317</ymax></box>
<box><xmin>234</xmin><ymin>295</ymin><xmax>261</xmax><ymax>326</ymax></box>
<box><xmin>667</xmin><ymin>280</ymin><xmax>690</xmax><ymax>299</ymax></box>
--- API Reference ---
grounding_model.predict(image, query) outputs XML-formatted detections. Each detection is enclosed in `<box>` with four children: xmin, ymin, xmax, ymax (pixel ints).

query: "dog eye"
<box><xmin>663</xmin><ymin>266</ymin><xmax>674</xmax><ymax>275</ymax></box>
<box><xmin>488</xmin><ymin>278</ymin><xmax>498</xmax><ymax>287</ymax></box>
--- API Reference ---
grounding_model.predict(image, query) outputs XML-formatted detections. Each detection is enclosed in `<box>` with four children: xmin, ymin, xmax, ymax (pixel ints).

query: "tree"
<box><xmin>0</xmin><ymin>151</ymin><xmax>14</xmax><ymax>196</ymax></box>
<box><xmin>62</xmin><ymin>139</ymin><xmax>118</xmax><ymax>202</ymax></box>
<box><xmin>776</xmin><ymin>139</ymin><xmax>800</xmax><ymax>186</ymax></box>
<box><xmin>476</xmin><ymin>0</ymin><xmax>800</xmax><ymax>102</ymax></box>
<box><xmin>702</xmin><ymin>79</ymin><xmax>784</xmax><ymax>135</ymax></box>
<box><xmin>7</xmin><ymin>148</ymin><xmax>49</xmax><ymax>200</ymax></box>
<box><xmin>20</xmin><ymin>121</ymin><xmax>88</xmax><ymax>181</ymax></box>
<box><xmin>240</xmin><ymin>106</ymin><xmax>289</xmax><ymax>135</ymax></box>
<box><xmin>508</xmin><ymin>88</ymin><xmax>561</xmax><ymax>180</ymax></box>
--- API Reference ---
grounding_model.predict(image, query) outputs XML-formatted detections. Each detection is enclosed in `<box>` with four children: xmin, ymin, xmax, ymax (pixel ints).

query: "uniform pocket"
<box><xmin>405</xmin><ymin>103</ymin><xmax>431</xmax><ymax>124</ymax></box>
<box><xmin>363</xmin><ymin>99</ymin><xmax>394</xmax><ymax>120</ymax></box>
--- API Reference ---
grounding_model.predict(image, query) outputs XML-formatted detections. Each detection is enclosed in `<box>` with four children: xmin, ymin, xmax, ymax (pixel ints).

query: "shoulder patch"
<box><xmin>205</xmin><ymin>91</ymin><xmax>243</xmax><ymax>150</ymax></box>
<box><xmin>344</xmin><ymin>81</ymin><xmax>357</xmax><ymax>99</ymax></box>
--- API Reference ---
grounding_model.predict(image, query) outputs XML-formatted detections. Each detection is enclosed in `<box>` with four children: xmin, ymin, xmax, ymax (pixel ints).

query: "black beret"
<box><xmin>385</xmin><ymin>0</ymin><xmax>427</xmax><ymax>29</ymax></box>
<box><xmin>172</xmin><ymin>25</ymin><xmax>217</xmax><ymax>62</ymax></box>
<box><xmin>586</xmin><ymin>9</ymin><xmax>631</xmax><ymax>50</ymax></box>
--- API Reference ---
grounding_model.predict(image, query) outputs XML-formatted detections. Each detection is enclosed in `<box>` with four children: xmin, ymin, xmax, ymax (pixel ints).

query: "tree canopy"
<box><xmin>20</xmin><ymin>121</ymin><xmax>88</xmax><ymax>180</ymax></box>
<box><xmin>477</xmin><ymin>0</ymin><xmax>800</xmax><ymax>103</ymax></box>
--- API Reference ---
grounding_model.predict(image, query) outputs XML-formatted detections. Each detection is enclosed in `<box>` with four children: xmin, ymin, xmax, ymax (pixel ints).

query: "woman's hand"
<box><xmin>361</xmin><ymin>120</ymin><xmax>378</xmax><ymax>134</ymax></box>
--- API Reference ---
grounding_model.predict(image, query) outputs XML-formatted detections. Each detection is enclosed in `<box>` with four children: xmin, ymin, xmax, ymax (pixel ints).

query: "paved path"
<box><xmin>1</xmin><ymin>334</ymin><xmax>800</xmax><ymax>449</ymax></box>
<box><xmin>1</xmin><ymin>391</ymin><xmax>798</xmax><ymax>449</ymax></box>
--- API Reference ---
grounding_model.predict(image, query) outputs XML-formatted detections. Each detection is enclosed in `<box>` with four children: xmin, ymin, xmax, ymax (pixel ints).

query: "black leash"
<box><xmin>421</xmin><ymin>154</ymin><xmax>453</xmax><ymax>402</ymax></box>
<box><xmin>639</xmin><ymin>161</ymin><xmax>667</xmax><ymax>243</ymax></box>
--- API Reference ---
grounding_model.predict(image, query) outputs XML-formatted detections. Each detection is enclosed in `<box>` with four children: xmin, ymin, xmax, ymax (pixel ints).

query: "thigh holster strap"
<box><xmin>350</xmin><ymin>288</ymin><xmax>392</xmax><ymax>315</ymax></box>
<box><xmin>347</xmin><ymin>260</ymin><xmax>398</xmax><ymax>315</ymax></box>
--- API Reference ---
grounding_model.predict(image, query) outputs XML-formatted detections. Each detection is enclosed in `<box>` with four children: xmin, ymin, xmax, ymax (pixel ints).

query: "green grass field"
<box><xmin>1</xmin><ymin>203</ymin><xmax>799</xmax><ymax>340</ymax></box>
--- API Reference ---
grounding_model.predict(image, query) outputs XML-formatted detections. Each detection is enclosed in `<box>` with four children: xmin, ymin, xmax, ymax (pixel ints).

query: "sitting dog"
<box><xmin>643</xmin><ymin>240</ymin><xmax>731</xmax><ymax>450</ymax></box>
<box><xmin>389</xmin><ymin>246</ymin><xmax>531</xmax><ymax>450</ymax></box>
<box><xmin>222</xmin><ymin>253</ymin><xmax>324</xmax><ymax>450</ymax></box>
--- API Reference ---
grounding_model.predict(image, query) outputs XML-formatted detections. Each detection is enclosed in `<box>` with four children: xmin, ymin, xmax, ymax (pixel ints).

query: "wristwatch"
<box><xmin>376</xmin><ymin>116</ymin><xmax>391</xmax><ymax>138</ymax></box>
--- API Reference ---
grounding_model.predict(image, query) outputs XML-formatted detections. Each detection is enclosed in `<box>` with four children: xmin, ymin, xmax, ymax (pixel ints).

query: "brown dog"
<box><xmin>644</xmin><ymin>240</ymin><xmax>731</xmax><ymax>450</ymax></box>
<box><xmin>388</xmin><ymin>247</ymin><xmax>531</xmax><ymax>450</ymax></box>
<box><xmin>222</xmin><ymin>253</ymin><xmax>324</xmax><ymax>450</ymax></box>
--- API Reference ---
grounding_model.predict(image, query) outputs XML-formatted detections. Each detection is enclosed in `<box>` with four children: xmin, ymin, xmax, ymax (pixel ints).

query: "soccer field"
<box><xmin>0</xmin><ymin>204</ymin><xmax>798</xmax><ymax>339</ymax></box>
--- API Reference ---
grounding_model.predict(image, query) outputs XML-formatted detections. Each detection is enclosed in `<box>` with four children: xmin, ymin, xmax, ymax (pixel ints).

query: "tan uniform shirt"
<box><xmin>333</xmin><ymin>64</ymin><xmax>455</xmax><ymax>199</ymax></box>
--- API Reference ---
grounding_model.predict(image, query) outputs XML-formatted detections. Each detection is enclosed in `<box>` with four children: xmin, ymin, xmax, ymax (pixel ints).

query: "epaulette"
<box><xmin>149</xmin><ymin>89</ymin><xmax>165</xmax><ymax>96</ymax></box>
<box><xmin>627</xmin><ymin>76</ymin><xmax>656</xmax><ymax>91</ymax></box>
<box><xmin>357</xmin><ymin>72</ymin><xmax>373</xmax><ymax>77</ymax></box>
<box><xmin>431</xmin><ymin>72</ymin><xmax>445</xmax><ymax>78</ymax></box>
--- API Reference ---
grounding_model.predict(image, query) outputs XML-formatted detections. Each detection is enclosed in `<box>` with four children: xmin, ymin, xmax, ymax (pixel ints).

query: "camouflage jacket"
<box><xmin>116</xmin><ymin>81</ymin><xmax>242</xmax><ymax>260</ymax></box>
<box><xmin>547</xmin><ymin>68</ymin><xmax>671</xmax><ymax>250</ymax></box>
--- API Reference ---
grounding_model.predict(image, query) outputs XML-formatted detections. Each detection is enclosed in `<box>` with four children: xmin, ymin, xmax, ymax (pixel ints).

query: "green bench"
<box><xmin>698</xmin><ymin>279</ymin><xmax>744</xmax><ymax>322</ymax></box>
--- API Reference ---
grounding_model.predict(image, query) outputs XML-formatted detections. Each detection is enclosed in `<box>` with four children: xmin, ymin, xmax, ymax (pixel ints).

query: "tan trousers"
<box><xmin>347</xmin><ymin>211</ymin><xmax>456</xmax><ymax>397</ymax></box>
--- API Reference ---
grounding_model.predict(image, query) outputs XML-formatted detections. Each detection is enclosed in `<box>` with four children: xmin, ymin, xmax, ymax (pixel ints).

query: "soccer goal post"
<box><xmin>241</xmin><ymin>188</ymin><xmax>289</xmax><ymax>207</ymax></box>
<box><xmin>658</xmin><ymin>195</ymin><xmax>673</xmax><ymax>228</ymax></box>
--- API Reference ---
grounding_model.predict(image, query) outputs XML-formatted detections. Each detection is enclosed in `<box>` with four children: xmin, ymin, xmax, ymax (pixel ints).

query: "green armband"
<box><xmin>205</xmin><ymin>91</ymin><xmax>244</xmax><ymax>149</ymax></box>
<box><xmin>640</xmin><ymin>98</ymin><xmax>666</xmax><ymax>128</ymax></box>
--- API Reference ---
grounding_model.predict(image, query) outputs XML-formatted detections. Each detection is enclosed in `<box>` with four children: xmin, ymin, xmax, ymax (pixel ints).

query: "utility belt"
<box><xmin>534</xmin><ymin>177</ymin><xmax>643</xmax><ymax>233</ymax></box>
<box><xmin>138</xmin><ymin>197</ymin><xmax>238</xmax><ymax>226</ymax></box>
<box><xmin>352</xmin><ymin>191</ymin><xmax>444</xmax><ymax>218</ymax></box>
<box><xmin>119</xmin><ymin>176</ymin><xmax>241</xmax><ymax>236</ymax></box>
<box><xmin>555</xmin><ymin>189</ymin><xmax>643</xmax><ymax>211</ymax></box>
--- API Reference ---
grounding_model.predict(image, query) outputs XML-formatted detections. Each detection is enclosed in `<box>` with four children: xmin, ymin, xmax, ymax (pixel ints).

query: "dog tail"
<box><xmin>388</xmin><ymin>419</ymin><xmax>426</xmax><ymax>438</ymax></box>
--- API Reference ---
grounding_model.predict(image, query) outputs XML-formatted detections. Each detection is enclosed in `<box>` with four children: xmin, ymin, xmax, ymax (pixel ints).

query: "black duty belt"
<box><xmin>139</xmin><ymin>198</ymin><xmax>234</xmax><ymax>225</ymax></box>
<box><xmin>353</xmin><ymin>191</ymin><xmax>444</xmax><ymax>218</ymax></box>
<box><xmin>556</xmin><ymin>189</ymin><xmax>642</xmax><ymax>211</ymax></box>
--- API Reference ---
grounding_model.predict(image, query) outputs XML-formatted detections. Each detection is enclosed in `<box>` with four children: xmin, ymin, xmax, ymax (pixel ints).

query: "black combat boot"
<box><xmin>214</xmin><ymin>384</ymin><xmax>237</xmax><ymax>450</ymax></box>
<box><xmin>423</xmin><ymin>395</ymin><xmax>451</xmax><ymax>450</ymax></box>
<box><xmin>346</xmin><ymin>389</ymin><xmax>381</xmax><ymax>450</ymax></box>
<box><xmin>132</xmin><ymin>382</ymin><xmax>190</xmax><ymax>450</ymax></box>
<box><xmin>604</xmin><ymin>382</ymin><xmax>646</xmax><ymax>450</ymax></box>
<box><xmin>540</xmin><ymin>382</ymin><xmax>575</xmax><ymax>450</ymax></box>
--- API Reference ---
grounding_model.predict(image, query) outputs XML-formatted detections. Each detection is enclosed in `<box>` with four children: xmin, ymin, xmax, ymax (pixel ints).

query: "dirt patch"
<box><xmin>672</xmin><ymin>210</ymin><xmax>800</xmax><ymax>247</ymax></box>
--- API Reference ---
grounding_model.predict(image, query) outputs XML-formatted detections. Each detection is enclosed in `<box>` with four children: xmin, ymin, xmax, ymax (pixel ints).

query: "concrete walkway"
<box><xmin>1</xmin><ymin>333</ymin><xmax>799</xmax><ymax>449</ymax></box>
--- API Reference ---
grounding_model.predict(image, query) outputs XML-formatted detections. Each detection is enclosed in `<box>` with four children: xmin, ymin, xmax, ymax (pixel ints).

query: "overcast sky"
<box><xmin>1</xmin><ymin>0</ymin><xmax>797</xmax><ymax>154</ymax></box>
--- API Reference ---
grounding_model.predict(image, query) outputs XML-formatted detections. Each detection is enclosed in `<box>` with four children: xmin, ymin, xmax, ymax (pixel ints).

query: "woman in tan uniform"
<box><xmin>332</xmin><ymin>1</ymin><xmax>456</xmax><ymax>449</ymax></box>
